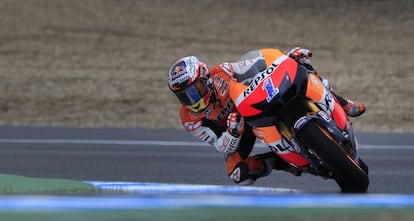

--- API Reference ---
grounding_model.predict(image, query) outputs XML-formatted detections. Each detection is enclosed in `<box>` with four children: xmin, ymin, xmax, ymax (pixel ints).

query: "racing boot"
<box><xmin>226</xmin><ymin>153</ymin><xmax>268</xmax><ymax>185</ymax></box>
<box><xmin>332</xmin><ymin>92</ymin><xmax>366</xmax><ymax>117</ymax></box>
<box><xmin>256</xmin><ymin>152</ymin><xmax>302</xmax><ymax>176</ymax></box>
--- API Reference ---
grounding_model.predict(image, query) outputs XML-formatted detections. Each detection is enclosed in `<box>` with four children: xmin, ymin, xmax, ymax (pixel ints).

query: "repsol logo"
<box><xmin>243</xmin><ymin>62</ymin><xmax>279</xmax><ymax>97</ymax></box>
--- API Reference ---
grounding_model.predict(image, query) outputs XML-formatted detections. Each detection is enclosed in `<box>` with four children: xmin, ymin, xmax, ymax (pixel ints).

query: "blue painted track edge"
<box><xmin>0</xmin><ymin>182</ymin><xmax>413</xmax><ymax>211</ymax></box>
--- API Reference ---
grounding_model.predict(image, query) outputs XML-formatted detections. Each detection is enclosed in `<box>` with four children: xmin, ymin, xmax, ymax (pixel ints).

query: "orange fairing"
<box><xmin>305</xmin><ymin>73</ymin><xmax>348</xmax><ymax>130</ymax></box>
<box><xmin>229</xmin><ymin>49</ymin><xmax>297</xmax><ymax>118</ymax></box>
<box><xmin>253</xmin><ymin>125</ymin><xmax>310</xmax><ymax>167</ymax></box>
<box><xmin>229</xmin><ymin>80</ymin><xmax>248</xmax><ymax>108</ymax></box>
<box><xmin>305</xmin><ymin>73</ymin><xmax>326</xmax><ymax>102</ymax></box>
<box><xmin>252</xmin><ymin>125</ymin><xmax>281</xmax><ymax>144</ymax></box>
<box><xmin>332</xmin><ymin>99</ymin><xmax>348</xmax><ymax>130</ymax></box>
<box><xmin>228</xmin><ymin>48</ymin><xmax>285</xmax><ymax>109</ymax></box>
<box><xmin>260</xmin><ymin>48</ymin><xmax>285</xmax><ymax>66</ymax></box>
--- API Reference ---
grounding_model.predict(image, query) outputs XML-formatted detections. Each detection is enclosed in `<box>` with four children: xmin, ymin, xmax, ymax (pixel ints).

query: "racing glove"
<box><xmin>287</xmin><ymin>47</ymin><xmax>312</xmax><ymax>64</ymax></box>
<box><xmin>214</xmin><ymin>113</ymin><xmax>245</xmax><ymax>154</ymax></box>
<box><xmin>227</xmin><ymin>112</ymin><xmax>245</xmax><ymax>138</ymax></box>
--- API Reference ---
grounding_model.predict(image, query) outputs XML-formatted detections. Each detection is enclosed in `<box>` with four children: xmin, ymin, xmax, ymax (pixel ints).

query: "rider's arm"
<box><xmin>180</xmin><ymin>107</ymin><xmax>242</xmax><ymax>154</ymax></box>
<box><xmin>187</xmin><ymin>124</ymin><xmax>242</xmax><ymax>154</ymax></box>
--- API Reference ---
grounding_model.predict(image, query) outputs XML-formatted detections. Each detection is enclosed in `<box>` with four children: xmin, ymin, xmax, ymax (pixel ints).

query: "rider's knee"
<box><xmin>226</xmin><ymin>154</ymin><xmax>269</xmax><ymax>185</ymax></box>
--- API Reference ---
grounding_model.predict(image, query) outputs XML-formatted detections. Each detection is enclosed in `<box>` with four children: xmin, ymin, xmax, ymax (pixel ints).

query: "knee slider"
<box><xmin>228</xmin><ymin>162</ymin><xmax>253</xmax><ymax>185</ymax></box>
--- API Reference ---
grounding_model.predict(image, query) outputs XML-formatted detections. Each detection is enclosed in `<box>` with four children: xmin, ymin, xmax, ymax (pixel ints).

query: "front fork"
<box><xmin>279</xmin><ymin>101</ymin><xmax>358</xmax><ymax>175</ymax></box>
<box><xmin>303</xmin><ymin>74</ymin><xmax>358</xmax><ymax>158</ymax></box>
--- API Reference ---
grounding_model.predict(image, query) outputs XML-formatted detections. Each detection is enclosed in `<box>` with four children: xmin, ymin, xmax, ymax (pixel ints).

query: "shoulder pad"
<box><xmin>180</xmin><ymin>105</ymin><xmax>203</xmax><ymax>132</ymax></box>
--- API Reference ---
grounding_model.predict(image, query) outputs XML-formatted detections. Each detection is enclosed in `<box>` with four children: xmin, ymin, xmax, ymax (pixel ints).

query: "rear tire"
<box><xmin>358</xmin><ymin>158</ymin><xmax>369</xmax><ymax>175</ymax></box>
<box><xmin>299</xmin><ymin>121</ymin><xmax>369</xmax><ymax>193</ymax></box>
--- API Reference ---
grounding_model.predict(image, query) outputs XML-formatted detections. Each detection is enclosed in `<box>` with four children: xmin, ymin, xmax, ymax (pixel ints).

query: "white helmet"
<box><xmin>168</xmin><ymin>56</ymin><xmax>214</xmax><ymax>112</ymax></box>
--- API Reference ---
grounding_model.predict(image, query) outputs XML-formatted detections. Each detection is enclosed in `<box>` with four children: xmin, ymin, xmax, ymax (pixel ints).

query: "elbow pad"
<box><xmin>215</xmin><ymin>131</ymin><xmax>242</xmax><ymax>154</ymax></box>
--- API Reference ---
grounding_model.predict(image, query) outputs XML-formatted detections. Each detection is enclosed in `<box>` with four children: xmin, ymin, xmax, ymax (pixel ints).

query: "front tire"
<box><xmin>299</xmin><ymin>121</ymin><xmax>369</xmax><ymax>193</ymax></box>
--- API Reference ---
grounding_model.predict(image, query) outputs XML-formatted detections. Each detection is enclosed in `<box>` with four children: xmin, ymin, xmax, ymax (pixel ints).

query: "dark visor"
<box><xmin>175</xmin><ymin>79</ymin><xmax>208</xmax><ymax>106</ymax></box>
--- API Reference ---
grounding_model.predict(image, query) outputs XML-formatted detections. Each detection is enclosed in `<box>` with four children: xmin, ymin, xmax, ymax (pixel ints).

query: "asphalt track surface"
<box><xmin>0</xmin><ymin>126</ymin><xmax>413</xmax><ymax>194</ymax></box>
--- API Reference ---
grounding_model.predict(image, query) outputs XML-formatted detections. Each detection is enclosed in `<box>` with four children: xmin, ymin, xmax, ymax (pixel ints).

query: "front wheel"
<box><xmin>299</xmin><ymin>121</ymin><xmax>369</xmax><ymax>193</ymax></box>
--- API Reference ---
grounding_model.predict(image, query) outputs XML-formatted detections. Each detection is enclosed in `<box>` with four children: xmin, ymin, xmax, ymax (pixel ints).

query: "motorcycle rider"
<box><xmin>167</xmin><ymin>47</ymin><xmax>366</xmax><ymax>185</ymax></box>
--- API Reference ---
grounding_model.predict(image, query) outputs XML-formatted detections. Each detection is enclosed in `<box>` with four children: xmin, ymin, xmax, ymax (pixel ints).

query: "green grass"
<box><xmin>1</xmin><ymin>208</ymin><xmax>414</xmax><ymax>221</ymax></box>
<box><xmin>0</xmin><ymin>174</ymin><xmax>97</xmax><ymax>194</ymax></box>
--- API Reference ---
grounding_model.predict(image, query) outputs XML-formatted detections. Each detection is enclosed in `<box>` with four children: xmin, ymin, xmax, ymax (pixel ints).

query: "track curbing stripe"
<box><xmin>0</xmin><ymin>138</ymin><xmax>412</xmax><ymax>149</ymax></box>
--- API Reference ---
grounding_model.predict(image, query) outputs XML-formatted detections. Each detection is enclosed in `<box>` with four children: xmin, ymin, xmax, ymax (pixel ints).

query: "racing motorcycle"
<box><xmin>229</xmin><ymin>49</ymin><xmax>369</xmax><ymax>193</ymax></box>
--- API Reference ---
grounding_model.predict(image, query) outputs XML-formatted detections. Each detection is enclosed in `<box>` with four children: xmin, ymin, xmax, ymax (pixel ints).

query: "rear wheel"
<box><xmin>358</xmin><ymin>158</ymin><xmax>369</xmax><ymax>175</ymax></box>
<box><xmin>299</xmin><ymin>121</ymin><xmax>369</xmax><ymax>193</ymax></box>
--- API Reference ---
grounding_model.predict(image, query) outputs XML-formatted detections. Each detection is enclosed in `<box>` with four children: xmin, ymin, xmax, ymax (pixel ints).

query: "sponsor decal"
<box><xmin>197</xmin><ymin>131</ymin><xmax>207</xmax><ymax>140</ymax></box>
<box><xmin>170</xmin><ymin>61</ymin><xmax>187</xmax><ymax>78</ymax></box>
<box><xmin>242</xmin><ymin>59</ymin><xmax>281</xmax><ymax>98</ymax></box>
<box><xmin>216</xmin><ymin>101</ymin><xmax>232</xmax><ymax>123</ymax></box>
<box><xmin>269</xmin><ymin>138</ymin><xmax>294</xmax><ymax>153</ymax></box>
<box><xmin>169</xmin><ymin>57</ymin><xmax>197</xmax><ymax>85</ymax></box>
<box><xmin>237</xmin><ymin>59</ymin><xmax>255</xmax><ymax>72</ymax></box>
<box><xmin>205</xmin><ymin>108</ymin><xmax>213</xmax><ymax>119</ymax></box>
<box><xmin>290</xmin><ymin>138</ymin><xmax>301</xmax><ymax>153</ymax></box>
<box><xmin>309</xmin><ymin>74</ymin><xmax>321</xmax><ymax>89</ymax></box>
<box><xmin>219</xmin><ymin>134</ymin><xmax>239</xmax><ymax>154</ymax></box>
<box><xmin>252</xmin><ymin>128</ymin><xmax>265</xmax><ymax>139</ymax></box>
<box><xmin>230</xmin><ymin>167</ymin><xmax>241</xmax><ymax>182</ymax></box>
<box><xmin>169</xmin><ymin>61</ymin><xmax>189</xmax><ymax>85</ymax></box>
<box><xmin>324</xmin><ymin>92</ymin><xmax>334</xmax><ymax>114</ymax></box>
<box><xmin>201</xmin><ymin>132</ymin><xmax>211</xmax><ymax>142</ymax></box>
<box><xmin>263</xmin><ymin>78</ymin><xmax>279</xmax><ymax>102</ymax></box>
<box><xmin>195</xmin><ymin>130</ymin><xmax>216</xmax><ymax>146</ymax></box>
<box><xmin>318</xmin><ymin>111</ymin><xmax>332</xmax><ymax>122</ymax></box>
<box><xmin>229</xmin><ymin>137</ymin><xmax>238</xmax><ymax>149</ymax></box>
<box><xmin>214</xmin><ymin>75</ymin><xmax>229</xmax><ymax>96</ymax></box>
<box><xmin>184</xmin><ymin>121</ymin><xmax>202</xmax><ymax>132</ymax></box>
<box><xmin>220</xmin><ymin>63</ymin><xmax>234</xmax><ymax>75</ymax></box>
<box><xmin>294</xmin><ymin>116</ymin><xmax>309</xmax><ymax>130</ymax></box>
<box><xmin>232</xmin><ymin>55</ymin><xmax>288</xmax><ymax>109</ymax></box>
<box><xmin>220</xmin><ymin>136</ymin><xmax>231</xmax><ymax>152</ymax></box>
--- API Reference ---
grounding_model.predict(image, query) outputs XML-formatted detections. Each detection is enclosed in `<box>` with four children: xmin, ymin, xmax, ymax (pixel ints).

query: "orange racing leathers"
<box><xmin>179</xmin><ymin>53</ymin><xmax>275</xmax><ymax>184</ymax></box>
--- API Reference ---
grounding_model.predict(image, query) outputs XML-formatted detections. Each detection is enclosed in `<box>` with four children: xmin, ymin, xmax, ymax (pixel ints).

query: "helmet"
<box><xmin>168</xmin><ymin>56</ymin><xmax>214</xmax><ymax>112</ymax></box>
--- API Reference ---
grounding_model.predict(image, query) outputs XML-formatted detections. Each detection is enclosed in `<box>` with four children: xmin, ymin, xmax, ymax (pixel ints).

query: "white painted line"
<box><xmin>0</xmin><ymin>138</ymin><xmax>205</xmax><ymax>146</ymax></box>
<box><xmin>0</xmin><ymin>138</ymin><xmax>413</xmax><ymax>150</ymax></box>
<box><xmin>87</xmin><ymin>181</ymin><xmax>300</xmax><ymax>194</ymax></box>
